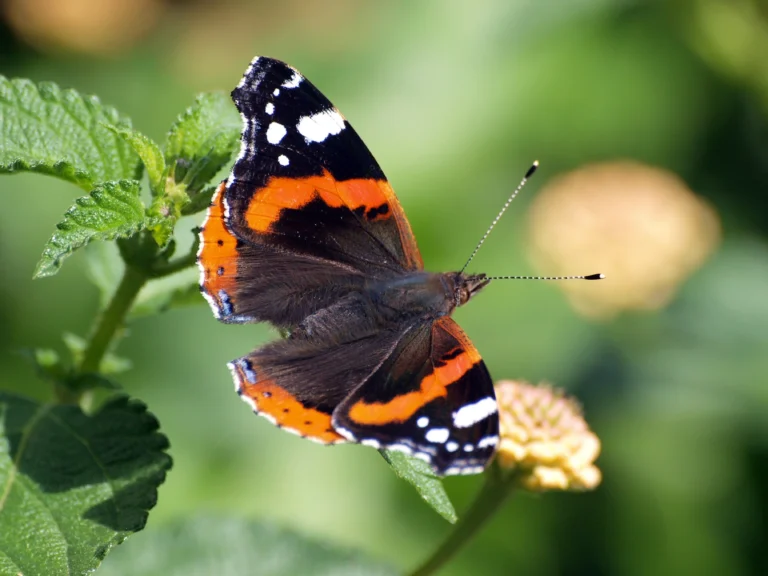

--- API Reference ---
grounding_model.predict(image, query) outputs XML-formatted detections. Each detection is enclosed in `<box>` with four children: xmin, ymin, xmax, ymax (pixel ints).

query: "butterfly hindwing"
<box><xmin>334</xmin><ymin>317</ymin><xmax>499</xmax><ymax>475</ymax></box>
<box><xmin>229</xmin><ymin>323</ymin><xmax>409</xmax><ymax>444</ymax></box>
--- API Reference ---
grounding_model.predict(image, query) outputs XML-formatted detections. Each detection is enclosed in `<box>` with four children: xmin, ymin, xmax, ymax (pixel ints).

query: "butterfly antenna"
<box><xmin>460</xmin><ymin>160</ymin><xmax>539</xmax><ymax>274</ymax></box>
<box><xmin>487</xmin><ymin>273</ymin><xmax>605</xmax><ymax>281</ymax></box>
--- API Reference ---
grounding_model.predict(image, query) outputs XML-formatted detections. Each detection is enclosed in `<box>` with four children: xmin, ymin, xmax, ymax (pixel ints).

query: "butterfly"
<box><xmin>197</xmin><ymin>56</ymin><xmax>501</xmax><ymax>475</ymax></box>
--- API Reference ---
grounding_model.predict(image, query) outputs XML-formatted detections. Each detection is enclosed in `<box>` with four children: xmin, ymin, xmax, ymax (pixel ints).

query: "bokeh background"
<box><xmin>2</xmin><ymin>1</ymin><xmax>767</xmax><ymax>574</ymax></box>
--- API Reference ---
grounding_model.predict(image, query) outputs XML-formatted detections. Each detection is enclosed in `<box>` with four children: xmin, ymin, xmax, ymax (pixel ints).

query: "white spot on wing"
<box><xmin>464</xmin><ymin>444</ymin><xmax>474</xmax><ymax>452</ymax></box>
<box><xmin>445</xmin><ymin>465</ymin><xmax>484</xmax><ymax>476</ymax></box>
<box><xmin>446</xmin><ymin>441</ymin><xmax>459</xmax><ymax>452</ymax></box>
<box><xmin>477</xmin><ymin>436</ymin><xmax>498</xmax><ymax>449</ymax></box>
<box><xmin>278</xmin><ymin>154</ymin><xmax>289</xmax><ymax>166</ymax></box>
<box><xmin>425</xmin><ymin>428</ymin><xmax>450</xmax><ymax>444</ymax></box>
<box><xmin>334</xmin><ymin>425</ymin><xmax>356</xmax><ymax>441</ymax></box>
<box><xmin>416</xmin><ymin>416</ymin><xmax>429</xmax><ymax>428</ymax></box>
<box><xmin>265</xmin><ymin>102</ymin><xmax>274</xmax><ymax>115</ymax></box>
<box><xmin>386</xmin><ymin>444</ymin><xmax>413</xmax><ymax>455</ymax></box>
<box><xmin>266</xmin><ymin>122</ymin><xmax>287</xmax><ymax>144</ymax></box>
<box><xmin>273</xmin><ymin>88</ymin><xmax>280</xmax><ymax>96</ymax></box>
<box><xmin>282</xmin><ymin>70</ymin><xmax>302</xmax><ymax>88</ymax></box>
<box><xmin>296</xmin><ymin>109</ymin><xmax>345</xmax><ymax>143</ymax></box>
<box><xmin>453</xmin><ymin>397</ymin><xmax>498</xmax><ymax>428</ymax></box>
<box><xmin>361</xmin><ymin>439</ymin><xmax>381</xmax><ymax>448</ymax></box>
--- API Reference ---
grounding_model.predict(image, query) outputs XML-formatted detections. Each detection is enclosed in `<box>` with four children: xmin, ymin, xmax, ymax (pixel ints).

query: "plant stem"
<box><xmin>149</xmin><ymin>239</ymin><xmax>199</xmax><ymax>278</ymax></box>
<box><xmin>79</xmin><ymin>264</ymin><xmax>147</xmax><ymax>374</ymax></box>
<box><xmin>409</xmin><ymin>466</ymin><xmax>518</xmax><ymax>576</ymax></box>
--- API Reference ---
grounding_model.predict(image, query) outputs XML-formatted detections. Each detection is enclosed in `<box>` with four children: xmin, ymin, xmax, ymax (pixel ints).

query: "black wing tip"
<box><xmin>232</xmin><ymin>56</ymin><xmax>297</xmax><ymax>100</ymax></box>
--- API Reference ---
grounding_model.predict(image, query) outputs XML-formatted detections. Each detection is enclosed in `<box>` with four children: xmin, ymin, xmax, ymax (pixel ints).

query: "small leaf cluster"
<box><xmin>0</xmin><ymin>77</ymin><xmax>241</xmax><ymax>575</ymax></box>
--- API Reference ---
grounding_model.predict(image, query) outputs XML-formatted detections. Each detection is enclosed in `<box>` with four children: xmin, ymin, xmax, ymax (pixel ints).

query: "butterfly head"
<box><xmin>450</xmin><ymin>272</ymin><xmax>490</xmax><ymax>308</ymax></box>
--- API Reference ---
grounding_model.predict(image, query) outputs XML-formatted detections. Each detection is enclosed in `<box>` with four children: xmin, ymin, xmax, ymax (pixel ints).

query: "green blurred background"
<box><xmin>1</xmin><ymin>0</ymin><xmax>767</xmax><ymax>574</ymax></box>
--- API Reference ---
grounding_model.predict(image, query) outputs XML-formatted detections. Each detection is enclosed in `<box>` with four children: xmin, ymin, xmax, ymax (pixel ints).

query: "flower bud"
<box><xmin>494</xmin><ymin>380</ymin><xmax>601</xmax><ymax>491</ymax></box>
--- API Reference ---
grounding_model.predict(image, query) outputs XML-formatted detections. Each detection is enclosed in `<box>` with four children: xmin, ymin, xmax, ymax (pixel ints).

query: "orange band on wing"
<box><xmin>198</xmin><ymin>182</ymin><xmax>239</xmax><ymax>299</ymax></box>
<box><xmin>244</xmin><ymin>169</ymin><xmax>422</xmax><ymax>270</ymax></box>
<box><xmin>347</xmin><ymin>350</ymin><xmax>477</xmax><ymax>426</ymax></box>
<box><xmin>234</xmin><ymin>361</ymin><xmax>345</xmax><ymax>444</ymax></box>
<box><xmin>245</xmin><ymin>169</ymin><xmax>392</xmax><ymax>232</ymax></box>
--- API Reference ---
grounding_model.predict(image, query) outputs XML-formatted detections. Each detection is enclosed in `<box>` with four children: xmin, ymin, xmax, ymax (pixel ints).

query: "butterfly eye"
<box><xmin>455</xmin><ymin>274</ymin><xmax>490</xmax><ymax>307</ymax></box>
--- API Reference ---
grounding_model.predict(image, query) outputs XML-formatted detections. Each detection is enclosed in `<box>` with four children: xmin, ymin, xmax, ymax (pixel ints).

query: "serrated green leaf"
<box><xmin>381</xmin><ymin>450</ymin><xmax>458</xmax><ymax>524</ymax></box>
<box><xmin>0</xmin><ymin>393</ymin><xmax>172</xmax><ymax>576</ymax></box>
<box><xmin>35</xmin><ymin>180</ymin><xmax>146</xmax><ymax>278</ymax></box>
<box><xmin>0</xmin><ymin>77</ymin><xmax>140</xmax><ymax>190</ymax></box>
<box><xmin>107</xmin><ymin>126</ymin><xmax>166</xmax><ymax>196</ymax></box>
<box><xmin>164</xmin><ymin>92</ymin><xmax>240</xmax><ymax>194</ymax></box>
<box><xmin>98</xmin><ymin>516</ymin><xmax>397</xmax><ymax>576</ymax></box>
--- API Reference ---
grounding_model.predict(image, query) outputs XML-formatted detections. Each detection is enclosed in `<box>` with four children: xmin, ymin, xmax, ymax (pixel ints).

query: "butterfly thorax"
<box><xmin>368</xmin><ymin>272</ymin><xmax>490</xmax><ymax>323</ymax></box>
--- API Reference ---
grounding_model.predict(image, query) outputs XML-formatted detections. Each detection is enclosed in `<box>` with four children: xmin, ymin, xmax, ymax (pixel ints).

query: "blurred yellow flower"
<box><xmin>495</xmin><ymin>380</ymin><xmax>601</xmax><ymax>492</ymax></box>
<box><xmin>527</xmin><ymin>161</ymin><xmax>721</xmax><ymax>318</ymax></box>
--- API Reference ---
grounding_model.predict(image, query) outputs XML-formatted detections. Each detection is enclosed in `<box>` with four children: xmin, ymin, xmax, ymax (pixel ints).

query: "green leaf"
<box><xmin>108</xmin><ymin>126</ymin><xmax>166</xmax><ymax>196</ymax></box>
<box><xmin>381</xmin><ymin>450</ymin><xmax>458</xmax><ymax>524</ymax></box>
<box><xmin>19</xmin><ymin>348</ymin><xmax>67</xmax><ymax>382</ymax></box>
<box><xmin>164</xmin><ymin>92</ymin><xmax>240</xmax><ymax>194</ymax></box>
<box><xmin>0</xmin><ymin>393</ymin><xmax>172</xmax><ymax>576</ymax></box>
<box><xmin>130</xmin><ymin>267</ymin><xmax>201</xmax><ymax>319</ymax></box>
<box><xmin>66</xmin><ymin>373</ymin><xmax>122</xmax><ymax>394</ymax></box>
<box><xmin>145</xmin><ymin>201</ymin><xmax>179</xmax><ymax>248</ymax></box>
<box><xmin>62</xmin><ymin>333</ymin><xmax>132</xmax><ymax>375</ymax></box>
<box><xmin>98</xmin><ymin>516</ymin><xmax>397</xmax><ymax>576</ymax></box>
<box><xmin>35</xmin><ymin>180</ymin><xmax>146</xmax><ymax>278</ymax></box>
<box><xmin>181</xmin><ymin>183</ymin><xmax>217</xmax><ymax>216</ymax></box>
<box><xmin>0</xmin><ymin>77</ymin><xmax>140</xmax><ymax>190</ymax></box>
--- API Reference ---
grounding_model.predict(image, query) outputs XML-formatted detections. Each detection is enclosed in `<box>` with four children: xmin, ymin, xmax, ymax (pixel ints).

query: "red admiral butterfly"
<box><xmin>197</xmin><ymin>57</ymin><xmax>600</xmax><ymax>475</ymax></box>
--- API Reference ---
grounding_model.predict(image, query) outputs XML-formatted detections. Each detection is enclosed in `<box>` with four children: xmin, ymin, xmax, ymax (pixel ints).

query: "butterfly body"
<box><xmin>198</xmin><ymin>57</ymin><xmax>500</xmax><ymax>475</ymax></box>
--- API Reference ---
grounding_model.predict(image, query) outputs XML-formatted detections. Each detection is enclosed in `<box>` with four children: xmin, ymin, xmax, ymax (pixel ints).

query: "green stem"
<box><xmin>79</xmin><ymin>264</ymin><xmax>147</xmax><ymax>374</ymax></box>
<box><xmin>409</xmin><ymin>466</ymin><xmax>517</xmax><ymax>576</ymax></box>
<box><xmin>148</xmin><ymin>239</ymin><xmax>199</xmax><ymax>278</ymax></box>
